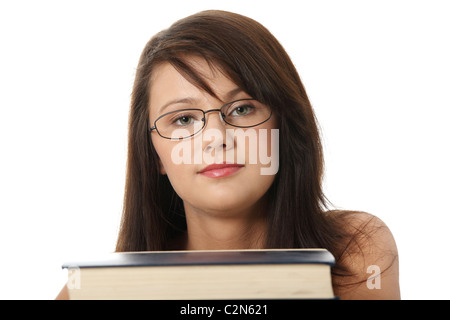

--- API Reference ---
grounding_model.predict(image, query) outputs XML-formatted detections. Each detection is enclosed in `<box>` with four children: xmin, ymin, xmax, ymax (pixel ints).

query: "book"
<box><xmin>61</xmin><ymin>249</ymin><xmax>336</xmax><ymax>300</ymax></box>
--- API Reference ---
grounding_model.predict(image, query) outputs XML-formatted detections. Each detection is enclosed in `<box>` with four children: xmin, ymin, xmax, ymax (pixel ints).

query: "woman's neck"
<box><xmin>180</xmin><ymin>198</ymin><xmax>268</xmax><ymax>251</ymax></box>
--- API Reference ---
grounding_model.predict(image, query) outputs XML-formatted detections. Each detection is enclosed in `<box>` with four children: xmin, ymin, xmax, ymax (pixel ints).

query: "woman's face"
<box><xmin>149</xmin><ymin>58</ymin><xmax>278</xmax><ymax>218</ymax></box>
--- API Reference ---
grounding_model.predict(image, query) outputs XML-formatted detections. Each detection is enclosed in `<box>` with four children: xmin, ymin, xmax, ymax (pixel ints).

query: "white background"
<box><xmin>1</xmin><ymin>0</ymin><xmax>449</xmax><ymax>300</ymax></box>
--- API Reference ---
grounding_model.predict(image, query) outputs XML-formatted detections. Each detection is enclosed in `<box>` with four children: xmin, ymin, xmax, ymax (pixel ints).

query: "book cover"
<box><xmin>62</xmin><ymin>248</ymin><xmax>335</xmax><ymax>269</ymax></box>
<box><xmin>62</xmin><ymin>249</ymin><xmax>336</xmax><ymax>300</ymax></box>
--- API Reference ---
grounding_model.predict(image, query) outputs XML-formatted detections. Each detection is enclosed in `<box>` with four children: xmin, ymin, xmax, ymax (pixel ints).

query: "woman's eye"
<box><xmin>231</xmin><ymin>105</ymin><xmax>253</xmax><ymax>116</ymax></box>
<box><xmin>175</xmin><ymin>116</ymin><xmax>193</xmax><ymax>125</ymax></box>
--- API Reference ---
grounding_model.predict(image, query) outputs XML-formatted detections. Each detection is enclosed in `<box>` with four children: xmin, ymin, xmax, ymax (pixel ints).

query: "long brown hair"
<box><xmin>116</xmin><ymin>10</ymin><xmax>353</xmax><ymax>276</ymax></box>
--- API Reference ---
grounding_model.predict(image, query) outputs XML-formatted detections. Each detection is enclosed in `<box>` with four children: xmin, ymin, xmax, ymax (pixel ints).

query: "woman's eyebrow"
<box><xmin>157</xmin><ymin>87</ymin><xmax>244</xmax><ymax>114</ymax></box>
<box><xmin>224</xmin><ymin>87</ymin><xmax>244</xmax><ymax>101</ymax></box>
<box><xmin>158</xmin><ymin>97</ymin><xmax>197</xmax><ymax>114</ymax></box>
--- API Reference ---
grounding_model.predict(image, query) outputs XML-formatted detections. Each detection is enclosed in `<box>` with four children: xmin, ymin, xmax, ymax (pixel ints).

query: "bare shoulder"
<box><xmin>330</xmin><ymin>211</ymin><xmax>400</xmax><ymax>300</ymax></box>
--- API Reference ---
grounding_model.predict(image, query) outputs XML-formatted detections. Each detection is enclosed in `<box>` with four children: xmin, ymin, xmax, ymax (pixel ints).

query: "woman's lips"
<box><xmin>198</xmin><ymin>163</ymin><xmax>245</xmax><ymax>178</ymax></box>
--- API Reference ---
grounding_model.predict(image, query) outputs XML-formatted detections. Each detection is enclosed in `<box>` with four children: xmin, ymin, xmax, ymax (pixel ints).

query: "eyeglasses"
<box><xmin>149</xmin><ymin>98</ymin><xmax>272</xmax><ymax>140</ymax></box>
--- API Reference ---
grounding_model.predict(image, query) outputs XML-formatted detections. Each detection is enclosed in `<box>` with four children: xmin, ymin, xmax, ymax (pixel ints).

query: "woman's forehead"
<box><xmin>149</xmin><ymin>60</ymin><xmax>243</xmax><ymax>115</ymax></box>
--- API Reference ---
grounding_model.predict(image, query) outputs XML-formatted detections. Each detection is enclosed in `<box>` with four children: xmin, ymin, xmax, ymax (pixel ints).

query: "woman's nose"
<box><xmin>201</xmin><ymin>110</ymin><xmax>233</xmax><ymax>154</ymax></box>
<box><xmin>203</xmin><ymin>109</ymin><xmax>225</xmax><ymax>129</ymax></box>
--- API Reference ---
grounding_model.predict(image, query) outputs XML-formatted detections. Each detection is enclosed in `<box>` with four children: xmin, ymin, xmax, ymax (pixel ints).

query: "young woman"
<box><xmin>57</xmin><ymin>10</ymin><xmax>399</xmax><ymax>300</ymax></box>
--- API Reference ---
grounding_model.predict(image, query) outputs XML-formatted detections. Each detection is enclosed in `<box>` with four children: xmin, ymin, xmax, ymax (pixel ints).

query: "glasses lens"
<box><xmin>155</xmin><ymin>109</ymin><xmax>205</xmax><ymax>139</ymax></box>
<box><xmin>221</xmin><ymin>99</ymin><xmax>271</xmax><ymax>128</ymax></box>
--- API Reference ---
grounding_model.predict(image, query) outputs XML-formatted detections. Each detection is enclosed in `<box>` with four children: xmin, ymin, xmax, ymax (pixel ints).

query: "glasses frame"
<box><xmin>149</xmin><ymin>98</ymin><xmax>272</xmax><ymax>140</ymax></box>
